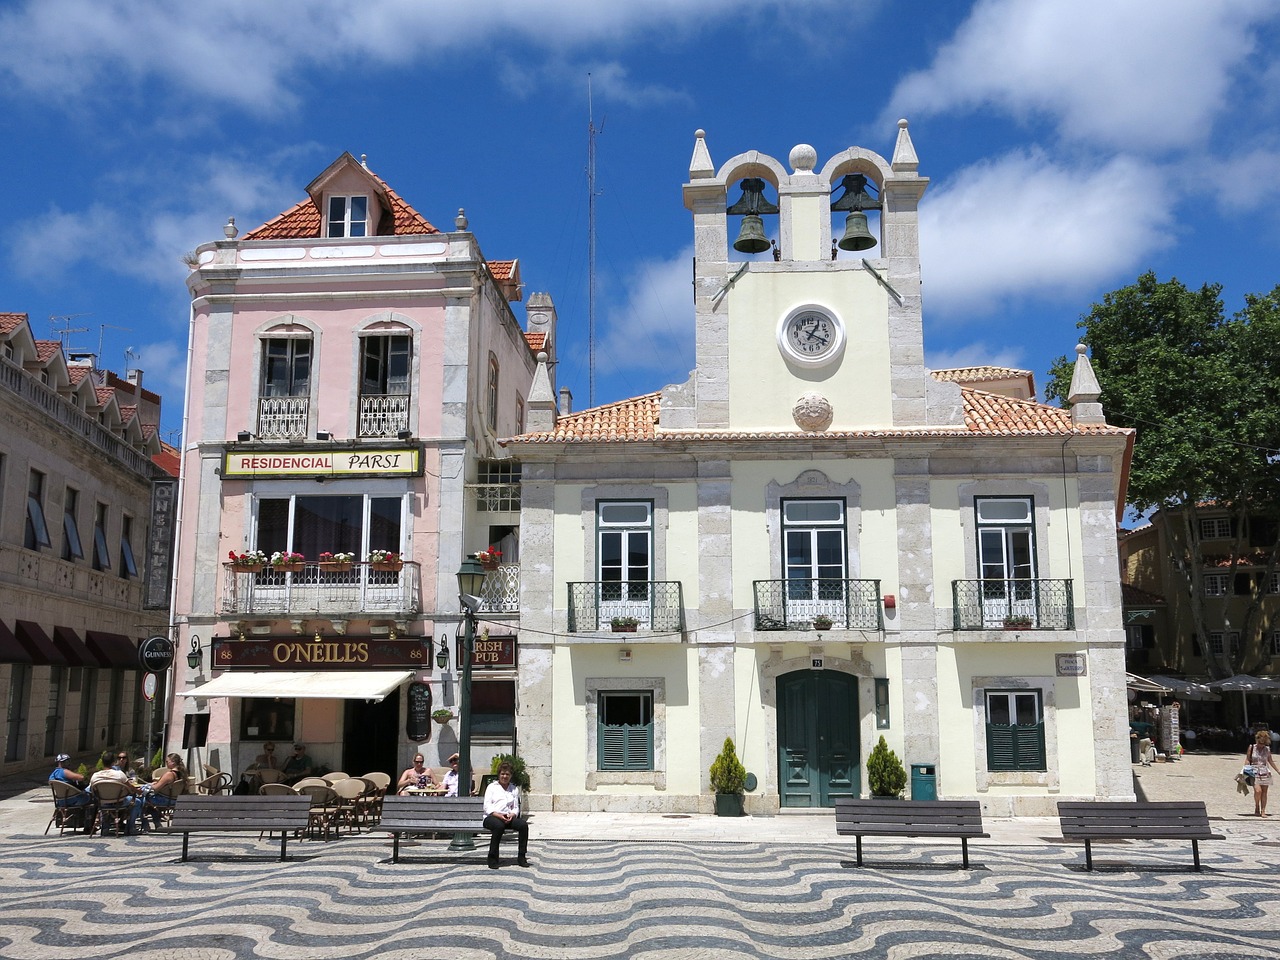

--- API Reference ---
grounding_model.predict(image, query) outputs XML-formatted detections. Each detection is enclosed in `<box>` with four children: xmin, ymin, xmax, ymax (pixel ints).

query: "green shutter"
<box><xmin>598</xmin><ymin>722</ymin><xmax>654</xmax><ymax>771</ymax></box>
<box><xmin>986</xmin><ymin>724</ymin><xmax>1017</xmax><ymax>770</ymax></box>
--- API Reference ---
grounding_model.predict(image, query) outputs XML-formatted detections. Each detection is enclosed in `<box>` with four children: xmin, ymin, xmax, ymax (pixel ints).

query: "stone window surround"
<box><xmin>584</xmin><ymin>676</ymin><xmax>666</xmax><ymax>790</ymax></box>
<box><xmin>957</xmin><ymin>481</ymin><xmax>1052</xmax><ymax>580</ymax></box>
<box><xmin>352</xmin><ymin>313</ymin><xmax>421</xmax><ymax>436</ymax></box>
<box><xmin>251</xmin><ymin>315</ymin><xmax>322</xmax><ymax>433</ymax></box>
<box><xmin>971</xmin><ymin>675</ymin><xmax>1059</xmax><ymax>791</ymax></box>
<box><xmin>764</xmin><ymin>469</ymin><xmax>862</xmax><ymax>579</ymax></box>
<box><xmin>580</xmin><ymin>485</ymin><xmax>670</xmax><ymax>582</ymax></box>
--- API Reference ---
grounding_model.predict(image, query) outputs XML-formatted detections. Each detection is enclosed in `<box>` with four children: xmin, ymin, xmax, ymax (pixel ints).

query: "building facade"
<box><xmin>0</xmin><ymin>312</ymin><xmax>172</xmax><ymax>777</ymax></box>
<box><xmin>165</xmin><ymin>153</ymin><xmax>551</xmax><ymax>780</ymax></box>
<box><xmin>507</xmin><ymin>125</ymin><xmax>1135</xmax><ymax>816</ymax></box>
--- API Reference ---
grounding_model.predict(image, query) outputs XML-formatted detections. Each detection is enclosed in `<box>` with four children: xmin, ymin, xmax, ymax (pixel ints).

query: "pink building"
<box><xmin>168</xmin><ymin>153</ymin><xmax>555</xmax><ymax>780</ymax></box>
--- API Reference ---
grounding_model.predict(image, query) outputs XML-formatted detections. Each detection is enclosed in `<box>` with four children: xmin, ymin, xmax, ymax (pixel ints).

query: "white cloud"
<box><xmin>887</xmin><ymin>0</ymin><xmax>1277</xmax><ymax>151</ymax></box>
<box><xmin>0</xmin><ymin>1</ymin><xmax>839</xmax><ymax>115</ymax></box>
<box><xmin>594</xmin><ymin>246</ymin><xmax>695</xmax><ymax>397</ymax></box>
<box><xmin>919</xmin><ymin>151</ymin><xmax>1175</xmax><ymax>317</ymax></box>
<box><xmin>1212</xmin><ymin>148</ymin><xmax>1280</xmax><ymax>214</ymax></box>
<box><xmin>927</xmin><ymin>343</ymin><xmax>1026</xmax><ymax>373</ymax></box>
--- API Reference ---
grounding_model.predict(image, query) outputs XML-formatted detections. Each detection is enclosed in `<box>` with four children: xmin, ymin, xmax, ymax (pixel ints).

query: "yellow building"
<box><xmin>506</xmin><ymin>125</ymin><xmax>1135</xmax><ymax>816</ymax></box>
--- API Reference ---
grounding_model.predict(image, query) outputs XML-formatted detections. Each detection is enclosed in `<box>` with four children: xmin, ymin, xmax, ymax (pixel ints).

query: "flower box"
<box><xmin>611</xmin><ymin>624</ymin><xmax>638</xmax><ymax>633</ymax></box>
<box><xmin>318</xmin><ymin>561</ymin><xmax>354</xmax><ymax>573</ymax></box>
<box><xmin>811</xmin><ymin>617</ymin><xmax>834</xmax><ymax>631</ymax></box>
<box><xmin>231</xmin><ymin>563</ymin><xmax>264</xmax><ymax>574</ymax></box>
<box><xmin>271</xmin><ymin>562</ymin><xmax>304</xmax><ymax>574</ymax></box>
<box><xmin>475</xmin><ymin>546</ymin><xmax>503</xmax><ymax>571</ymax></box>
<box><xmin>371</xmin><ymin>561</ymin><xmax>404</xmax><ymax>572</ymax></box>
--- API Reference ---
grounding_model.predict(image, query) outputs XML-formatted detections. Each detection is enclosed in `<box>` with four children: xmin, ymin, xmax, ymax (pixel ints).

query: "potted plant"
<box><xmin>227</xmin><ymin>549</ymin><xmax>268</xmax><ymax>572</ymax></box>
<box><xmin>1002</xmin><ymin>615</ymin><xmax>1034</xmax><ymax>630</ymax></box>
<box><xmin>709</xmin><ymin>737</ymin><xmax>747</xmax><ymax>816</ymax></box>
<box><xmin>367</xmin><ymin>549</ymin><xmax>403</xmax><ymax>571</ymax></box>
<box><xmin>317</xmin><ymin>551</ymin><xmax>356</xmax><ymax>572</ymax></box>
<box><xmin>812</xmin><ymin>614</ymin><xmax>833</xmax><ymax>631</ymax></box>
<box><xmin>610</xmin><ymin>616</ymin><xmax>640</xmax><ymax>633</ymax></box>
<box><xmin>489</xmin><ymin>753</ymin><xmax>530</xmax><ymax>790</ymax></box>
<box><xmin>866</xmin><ymin>735</ymin><xmax>908</xmax><ymax>798</ymax></box>
<box><xmin>475</xmin><ymin>545</ymin><xmax>503</xmax><ymax>571</ymax></box>
<box><xmin>269</xmin><ymin>550</ymin><xmax>305</xmax><ymax>572</ymax></box>
<box><xmin>431</xmin><ymin>708</ymin><xmax>455</xmax><ymax>724</ymax></box>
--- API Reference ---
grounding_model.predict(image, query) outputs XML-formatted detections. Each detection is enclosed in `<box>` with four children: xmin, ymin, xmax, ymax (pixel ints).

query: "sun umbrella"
<box><xmin>1205</xmin><ymin>675</ymin><xmax>1280</xmax><ymax>727</ymax></box>
<box><xmin>1145</xmin><ymin>675</ymin><xmax>1221</xmax><ymax>702</ymax></box>
<box><xmin>1126</xmin><ymin>673</ymin><xmax>1172</xmax><ymax>694</ymax></box>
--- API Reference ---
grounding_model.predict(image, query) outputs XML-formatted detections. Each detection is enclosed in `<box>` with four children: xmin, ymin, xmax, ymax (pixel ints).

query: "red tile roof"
<box><xmin>67</xmin><ymin>366</ymin><xmax>92</xmax><ymax>385</ymax></box>
<box><xmin>0</xmin><ymin>312</ymin><xmax>28</xmax><ymax>334</ymax></box>
<box><xmin>34</xmin><ymin>340</ymin><xmax>61</xmax><ymax>363</ymax></box>
<box><xmin>506</xmin><ymin>388</ymin><xmax>1130</xmax><ymax>444</ymax></box>
<box><xmin>931</xmin><ymin>365</ymin><xmax>1031</xmax><ymax>383</ymax></box>
<box><xmin>153</xmin><ymin>441</ymin><xmax>180</xmax><ymax>478</ymax></box>
<box><xmin>524</xmin><ymin>332</ymin><xmax>548</xmax><ymax>353</ymax></box>
<box><xmin>104</xmin><ymin>370</ymin><xmax>162</xmax><ymax>405</ymax></box>
<box><xmin>488</xmin><ymin>260</ymin><xmax>515</xmax><ymax>281</ymax></box>
<box><xmin>243</xmin><ymin>175</ymin><xmax>439</xmax><ymax>240</ymax></box>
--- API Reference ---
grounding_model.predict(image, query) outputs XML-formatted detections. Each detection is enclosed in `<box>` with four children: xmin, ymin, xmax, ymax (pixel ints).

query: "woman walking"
<box><xmin>1248</xmin><ymin>730</ymin><xmax>1280</xmax><ymax>817</ymax></box>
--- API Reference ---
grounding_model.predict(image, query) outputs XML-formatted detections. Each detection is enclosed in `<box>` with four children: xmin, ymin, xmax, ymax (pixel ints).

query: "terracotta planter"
<box><xmin>318</xmin><ymin>562</ymin><xmax>353</xmax><ymax>573</ymax></box>
<box><xmin>432</xmin><ymin>714</ymin><xmax>454</xmax><ymax>724</ymax></box>
<box><xmin>231</xmin><ymin>564</ymin><xmax>264</xmax><ymax>574</ymax></box>
<box><xmin>480</xmin><ymin>558</ymin><xmax>500</xmax><ymax>571</ymax></box>
<box><xmin>611</xmin><ymin>624</ymin><xmax>638</xmax><ymax>633</ymax></box>
<box><xmin>371</xmin><ymin>562</ymin><xmax>403</xmax><ymax>572</ymax></box>
<box><xmin>272</xmin><ymin>563</ymin><xmax>304</xmax><ymax>574</ymax></box>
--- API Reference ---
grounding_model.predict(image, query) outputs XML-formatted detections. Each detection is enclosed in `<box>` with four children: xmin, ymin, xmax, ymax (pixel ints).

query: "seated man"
<box><xmin>282</xmin><ymin>743</ymin><xmax>314</xmax><ymax>784</ymax></box>
<box><xmin>441</xmin><ymin>754</ymin><xmax>461</xmax><ymax>797</ymax></box>
<box><xmin>89</xmin><ymin>750</ymin><xmax>142</xmax><ymax>834</ymax></box>
<box><xmin>50</xmin><ymin>753</ymin><xmax>96</xmax><ymax>832</ymax></box>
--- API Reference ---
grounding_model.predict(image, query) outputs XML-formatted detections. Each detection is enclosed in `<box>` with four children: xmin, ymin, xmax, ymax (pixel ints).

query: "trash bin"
<box><xmin>910</xmin><ymin>763</ymin><xmax>937</xmax><ymax>801</ymax></box>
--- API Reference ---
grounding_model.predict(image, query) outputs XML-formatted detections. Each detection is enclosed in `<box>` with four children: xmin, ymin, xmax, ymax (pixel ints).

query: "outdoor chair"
<box><xmin>90</xmin><ymin>781</ymin><xmax>132</xmax><ymax>837</ymax></box>
<box><xmin>292</xmin><ymin>777</ymin><xmax>328</xmax><ymax>790</ymax></box>
<box><xmin>195</xmin><ymin>772</ymin><xmax>234</xmax><ymax>795</ymax></box>
<box><xmin>298</xmin><ymin>784</ymin><xmax>340</xmax><ymax>840</ymax></box>
<box><xmin>330</xmin><ymin>778</ymin><xmax>366</xmax><ymax>833</ymax></box>
<box><xmin>321</xmin><ymin>771</ymin><xmax>349</xmax><ymax>784</ymax></box>
<box><xmin>259</xmin><ymin>782</ymin><xmax>298</xmax><ymax>796</ymax></box>
<box><xmin>46</xmin><ymin>780</ymin><xmax>92</xmax><ymax>836</ymax></box>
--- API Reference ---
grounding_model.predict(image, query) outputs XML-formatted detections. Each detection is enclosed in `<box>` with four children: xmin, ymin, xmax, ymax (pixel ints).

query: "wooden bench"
<box><xmin>380</xmin><ymin>796</ymin><xmax>488</xmax><ymax>862</ymax></box>
<box><xmin>834</xmin><ymin>798</ymin><xmax>989</xmax><ymax>868</ymax></box>
<box><xmin>165</xmin><ymin>794</ymin><xmax>313</xmax><ymax>862</ymax></box>
<box><xmin>1056</xmin><ymin>800</ymin><xmax>1224</xmax><ymax>871</ymax></box>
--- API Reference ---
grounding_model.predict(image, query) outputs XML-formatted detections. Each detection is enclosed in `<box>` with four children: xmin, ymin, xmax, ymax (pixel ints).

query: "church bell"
<box><xmin>727</xmin><ymin>177</ymin><xmax>779</xmax><ymax>254</ymax></box>
<box><xmin>831</xmin><ymin>173</ymin><xmax>881</xmax><ymax>252</ymax></box>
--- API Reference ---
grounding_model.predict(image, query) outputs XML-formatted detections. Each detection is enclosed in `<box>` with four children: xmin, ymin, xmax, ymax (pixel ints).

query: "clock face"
<box><xmin>778</xmin><ymin>307</ymin><xmax>844</xmax><ymax>365</ymax></box>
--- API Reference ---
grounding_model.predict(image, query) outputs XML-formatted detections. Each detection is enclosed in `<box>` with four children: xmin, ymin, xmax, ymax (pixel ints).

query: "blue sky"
<box><xmin>2</xmin><ymin>1</ymin><xmax>1278</xmax><ymax>441</ymax></box>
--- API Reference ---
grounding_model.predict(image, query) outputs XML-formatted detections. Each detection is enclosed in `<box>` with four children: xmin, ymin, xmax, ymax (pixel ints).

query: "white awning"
<box><xmin>180</xmin><ymin>670</ymin><xmax>413</xmax><ymax>701</ymax></box>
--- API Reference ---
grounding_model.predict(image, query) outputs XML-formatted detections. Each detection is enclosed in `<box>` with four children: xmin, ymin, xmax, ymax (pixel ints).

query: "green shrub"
<box><xmin>489</xmin><ymin>753</ymin><xmax>530</xmax><ymax>790</ymax></box>
<box><xmin>709</xmin><ymin>737</ymin><xmax>747</xmax><ymax>794</ymax></box>
<box><xmin>76</xmin><ymin>764</ymin><xmax>89</xmax><ymax>778</ymax></box>
<box><xmin>866</xmin><ymin>735</ymin><xmax>907</xmax><ymax>797</ymax></box>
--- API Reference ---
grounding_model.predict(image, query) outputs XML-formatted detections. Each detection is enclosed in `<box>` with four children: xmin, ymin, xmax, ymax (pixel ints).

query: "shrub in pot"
<box><xmin>709</xmin><ymin>737</ymin><xmax>747</xmax><ymax>816</ymax></box>
<box><xmin>866</xmin><ymin>735</ymin><xmax>907</xmax><ymax>798</ymax></box>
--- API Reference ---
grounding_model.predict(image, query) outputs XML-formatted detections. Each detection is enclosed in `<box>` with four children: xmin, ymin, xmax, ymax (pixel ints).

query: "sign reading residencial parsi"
<box><xmin>222</xmin><ymin>447</ymin><xmax>421</xmax><ymax>478</ymax></box>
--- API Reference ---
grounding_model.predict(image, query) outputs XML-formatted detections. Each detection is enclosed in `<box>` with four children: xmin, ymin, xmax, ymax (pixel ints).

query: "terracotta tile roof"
<box><xmin>67</xmin><ymin>366</ymin><xmax>92</xmax><ymax>385</ymax></box>
<box><xmin>488</xmin><ymin>260</ymin><xmax>515</xmax><ymax>281</ymax></box>
<box><xmin>153</xmin><ymin>441</ymin><xmax>180</xmax><ymax>478</ymax></box>
<box><xmin>1121</xmin><ymin>583</ymin><xmax>1167</xmax><ymax>606</ymax></box>
<box><xmin>243</xmin><ymin>175</ymin><xmax>439</xmax><ymax>240</ymax></box>
<box><xmin>104</xmin><ymin>370</ymin><xmax>161</xmax><ymax>405</ymax></box>
<box><xmin>119</xmin><ymin>404</ymin><xmax>137</xmax><ymax>424</ymax></box>
<box><xmin>34</xmin><ymin>340</ymin><xmax>61</xmax><ymax>362</ymax></box>
<box><xmin>931</xmin><ymin>366</ymin><xmax>1031</xmax><ymax>384</ymax></box>
<box><xmin>524</xmin><ymin>332</ymin><xmax>548</xmax><ymax>353</ymax></box>
<box><xmin>94</xmin><ymin>387</ymin><xmax>116</xmax><ymax>407</ymax></box>
<box><xmin>507</xmin><ymin>387</ymin><xmax>1131</xmax><ymax>445</ymax></box>
<box><xmin>0</xmin><ymin>312</ymin><xmax>28</xmax><ymax>334</ymax></box>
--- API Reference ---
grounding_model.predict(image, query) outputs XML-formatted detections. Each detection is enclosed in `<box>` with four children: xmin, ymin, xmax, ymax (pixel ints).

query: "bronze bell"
<box><xmin>734</xmin><ymin>214</ymin><xmax>771</xmax><ymax>254</ymax></box>
<box><xmin>837</xmin><ymin>212</ymin><xmax>876</xmax><ymax>251</ymax></box>
<box><xmin>727</xmin><ymin>177</ymin><xmax>779</xmax><ymax>254</ymax></box>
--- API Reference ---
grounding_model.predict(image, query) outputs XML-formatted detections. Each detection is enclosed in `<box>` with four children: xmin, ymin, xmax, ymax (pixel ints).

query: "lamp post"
<box><xmin>450</xmin><ymin>556</ymin><xmax>486</xmax><ymax>852</ymax></box>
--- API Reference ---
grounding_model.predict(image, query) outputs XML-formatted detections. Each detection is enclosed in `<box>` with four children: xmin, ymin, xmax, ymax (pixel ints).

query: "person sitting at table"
<box><xmin>441</xmin><ymin>754</ymin><xmax>461</xmax><ymax>797</ymax></box>
<box><xmin>50</xmin><ymin>753</ymin><xmax>96</xmax><ymax>830</ymax></box>
<box><xmin>250</xmin><ymin>741</ymin><xmax>280</xmax><ymax>770</ymax></box>
<box><xmin>397</xmin><ymin>753</ymin><xmax>437</xmax><ymax>794</ymax></box>
<box><xmin>90</xmin><ymin>750</ymin><xmax>143</xmax><ymax>834</ymax></box>
<box><xmin>140</xmin><ymin>754</ymin><xmax>187</xmax><ymax>831</ymax></box>
<box><xmin>282</xmin><ymin>743</ymin><xmax>314</xmax><ymax>784</ymax></box>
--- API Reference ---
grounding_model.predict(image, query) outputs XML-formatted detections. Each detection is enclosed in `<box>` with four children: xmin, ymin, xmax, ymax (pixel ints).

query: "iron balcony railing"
<box><xmin>478</xmin><ymin>563</ymin><xmax>520</xmax><ymax>613</ymax></box>
<box><xmin>753</xmin><ymin>579</ymin><xmax>883</xmax><ymax>631</ymax></box>
<box><xmin>256</xmin><ymin>396</ymin><xmax>309</xmax><ymax>440</ymax></box>
<box><xmin>220</xmin><ymin>561</ymin><xmax>421</xmax><ymax>617</ymax></box>
<box><xmin>568</xmin><ymin>581</ymin><xmax>685</xmax><ymax>633</ymax></box>
<box><xmin>358</xmin><ymin>393</ymin><xmax>411</xmax><ymax>438</ymax></box>
<box><xmin>951</xmin><ymin>579</ymin><xmax>1074</xmax><ymax>630</ymax></box>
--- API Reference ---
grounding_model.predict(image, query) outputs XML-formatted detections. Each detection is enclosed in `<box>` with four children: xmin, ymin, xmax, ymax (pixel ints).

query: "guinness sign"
<box><xmin>139</xmin><ymin>636</ymin><xmax>175</xmax><ymax>673</ymax></box>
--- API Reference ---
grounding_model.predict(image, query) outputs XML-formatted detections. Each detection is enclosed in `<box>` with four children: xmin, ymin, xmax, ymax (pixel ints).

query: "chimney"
<box><xmin>559</xmin><ymin>386</ymin><xmax>573</xmax><ymax>416</ymax></box>
<box><xmin>127</xmin><ymin>369</ymin><xmax>144</xmax><ymax>389</ymax></box>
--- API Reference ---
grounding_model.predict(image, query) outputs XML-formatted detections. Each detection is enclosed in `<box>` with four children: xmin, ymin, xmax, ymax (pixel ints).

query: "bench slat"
<box><xmin>1055</xmin><ymin>800</ymin><xmax>1221</xmax><ymax>871</ymax></box>
<box><xmin>166</xmin><ymin>795</ymin><xmax>314</xmax><ymax>862</ymax></box>
<box><xmin>381</xmin><ymin>797</ymin><xmax>489</xmax><ymax>862</ymax></box>
<box><xmin>833</xmin><ymin>799</ymin><xmax>988</xmax><ymax>868</ymax></box>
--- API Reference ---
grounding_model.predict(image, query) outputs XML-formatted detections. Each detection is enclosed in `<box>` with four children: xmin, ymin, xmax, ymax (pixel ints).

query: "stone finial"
<box><xmin>789</xmin><ymin>143</ymin><xmax>817</xmax><ymax>175</ymax></box>
<box><xmin>689</xmin><ymin>129</ymin><xmax>715</xmax><ymax>179</ymax></box>
<box><xmin>455</xmin><ymin>208</ymin><xmax>468</xmax><ymax>231</ymax></box>
<box><xmin>1069</xmin><ymin>343</ymin><xmax>1106</xmax><ymax>424</ymax></box>
<box><xmin>891</xmin><ymin>118</ymin><xmax>919</xmax><ymax>173</ymax></box>
<box><xmin>526</xmin><ymin>350</ymin><xmax>557</xmax><ymax>432</ymax></box>
<box><xmin>223</xmin><ymin>216</ymin><xmax>238</xmax><ymax>240</ymax></box>
<box><xmin>360</xmin><ymin>154</ymin><xmax>368</xmax><ymax>169</ymax></box>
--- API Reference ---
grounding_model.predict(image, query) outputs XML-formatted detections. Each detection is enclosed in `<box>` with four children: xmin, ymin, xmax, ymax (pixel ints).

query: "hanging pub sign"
<box><xmin>212</xmin><ymin>637</ymin><xmax>433</xmax><ymax>670</ymax></box>
<box><xmin>406</xmin><ymin>681</ymin><xmax>433</xmax><ymax>742</ymax></box>
<box><xmin>455</xmin><ymin>633</ymin><xmax>518</xmax><ymax>670</ymax></box>
<box><xmin>139</xmin><ymin>636</ymin><xmax>175</xmax><ymax>672</ymax></box>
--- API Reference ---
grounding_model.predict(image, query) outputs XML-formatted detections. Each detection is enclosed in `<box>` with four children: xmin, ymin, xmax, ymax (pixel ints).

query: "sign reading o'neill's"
<box><xmin>223</xmin><ymin>446</ymin><xmax>422</xmax><ymax>479</ymax></box>
<box><xmin>213</xmin><ymin>637</ymin><xmax>431</xmax><ymax>669</ymax></box>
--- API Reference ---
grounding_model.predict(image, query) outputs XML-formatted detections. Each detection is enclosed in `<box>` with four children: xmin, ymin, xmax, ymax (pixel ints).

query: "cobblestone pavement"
<box><xmin>1</xmin><ymin>753</ymin><xmax>1277</xmax><ymax>959</ymax></box>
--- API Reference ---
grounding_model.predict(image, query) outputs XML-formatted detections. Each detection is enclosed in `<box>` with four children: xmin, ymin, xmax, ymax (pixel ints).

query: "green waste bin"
<box><xmin>910</xmin><ymin>763</ymin><xmax>937</xmax><ymax>801</ymax></box>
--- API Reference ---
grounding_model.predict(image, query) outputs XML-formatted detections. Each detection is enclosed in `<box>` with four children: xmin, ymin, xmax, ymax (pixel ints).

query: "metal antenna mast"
<box><xmin>587</xmin><ymin>75</ymin><xmax>602</xmax><ymax>409</ymax></box>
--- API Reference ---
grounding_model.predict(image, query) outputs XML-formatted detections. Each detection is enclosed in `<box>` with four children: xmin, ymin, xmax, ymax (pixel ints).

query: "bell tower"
<box><xmin>661</xmin><ymin>121</ymin><xmax>955</xmax><ymax>434</ymax></box>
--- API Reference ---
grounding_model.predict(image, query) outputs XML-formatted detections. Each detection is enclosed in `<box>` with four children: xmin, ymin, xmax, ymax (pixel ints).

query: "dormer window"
<box><xmin>327</xmin><ymin>195</ymin><xmax>368</xmax><ymax>238</ymax></box>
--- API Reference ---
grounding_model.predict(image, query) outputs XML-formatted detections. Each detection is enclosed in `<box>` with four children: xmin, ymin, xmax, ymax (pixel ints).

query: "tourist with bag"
<box><xmin>1246</xmin><ymin>729</ymin><xmax>1280</xmax><ymax>817</ymax></box>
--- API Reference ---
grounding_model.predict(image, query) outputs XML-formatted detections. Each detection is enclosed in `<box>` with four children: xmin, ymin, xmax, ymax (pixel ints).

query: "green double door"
<box><xmin>777</xmin><ymin>670</ymin><xmax>860</xmax><ymax>807</ymax></box>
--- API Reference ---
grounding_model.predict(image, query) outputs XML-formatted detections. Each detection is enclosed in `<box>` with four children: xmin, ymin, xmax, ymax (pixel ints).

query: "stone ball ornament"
<box><xmin>793</xmin><ymin>392</ymin><xmax>834</xmax><ymax>432</ymax></box>
<box><xmin>789</xmin><ymin>143</ymin><xmax>818</xmax><ymax>174</ymax></box>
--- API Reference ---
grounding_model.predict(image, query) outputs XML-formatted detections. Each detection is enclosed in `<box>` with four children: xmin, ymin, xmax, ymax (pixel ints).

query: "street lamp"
<box><xmin>186</xmin><ymin>635</ymin><xmax>202</xmax><ymax>671</ymax></box>
<box><xmin>435</xmin><ymin>636</ymin><xmax>449</xmax><ymax>670</ymax></box>
<box><xmin>450</xmin><ymin>556</ymin><xmax>486</xmax><ymax>851</ymax></box>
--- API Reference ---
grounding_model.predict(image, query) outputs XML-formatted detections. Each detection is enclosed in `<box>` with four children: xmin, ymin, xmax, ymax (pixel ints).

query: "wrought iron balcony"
<box><xmin>256</xmin><ymin>396</ymin><xmax>309</xmax><ymax>440</ymax></box>
<box><xmin>478</xmin><ymin>563</ymin><xmax>520</xmax><ymax>613</ymax></box>
<box><xmin>220</xmin><ymin>561</ymin><xmax>421</xmax><ymax>617</ymax></box>
<box><xmin>951</xmin><ymin>579</ymin><xmax>1074</xmax><ymax>630</ymax></box>
<box><xmin>358</xmin><ymin>394</ymin><xmax>411</xmax><ymax>438</ymax></box>
<box><xmin>753</xmin><ymin>579</ymin><xmax>883</xmax><ymax>631</ymax></box>
<box><xmin>568</xmin><ymin>581</ymin><xmax>685</xmax><ymax>632</ymax></box>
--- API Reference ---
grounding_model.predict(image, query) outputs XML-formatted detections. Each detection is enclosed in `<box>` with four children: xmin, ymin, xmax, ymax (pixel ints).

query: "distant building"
<box><xmin>505</xmin><ymin>125</ymin><xmax>1135</xmax><ymax>816</ymax></box>
<box><xmin>166</xmin><ymin>153</ymin><xmax>552</xmax><ymax>780</ymax></box>
<box><xmin>0</xmin><ymin>312</ymin><xmax>173</xmax><ymax>776</ymax></box>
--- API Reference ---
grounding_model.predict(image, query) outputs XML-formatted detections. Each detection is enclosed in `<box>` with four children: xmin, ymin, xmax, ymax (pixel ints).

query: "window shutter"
<box><xmin>1014</xmin><ymin>723</ymin><xmax>1046</xmax><ymax>769</ymax></box>
<box><xmin>599</xmin><ymin>722</ymin><xmax>653</xmax><ymax>770</ymax></box>
<box><xmin>986</xmin><ymin>724</ymin><xmax>1016</xmax><ymax>770</ymax></box>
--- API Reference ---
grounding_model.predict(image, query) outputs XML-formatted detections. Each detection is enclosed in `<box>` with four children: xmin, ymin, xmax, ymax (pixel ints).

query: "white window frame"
<box><xmin>1199</xmin><ymin>517</ymin><xmax>1232</xmax><ymax>540</ymax></box>
<box><xmin>327</xmin><ymin>194</ymin><xmax>369</xmax><ymax>238</ymax></box>
<box><xmin>1208</xmin><ymin>631</ymin><xmax>1240</xmax><ymax>656</ymax></box>
<box><xmin>1203</xmin><ymin>573</ymin><xmax>1230</xmax><ymax>597</ymax></box>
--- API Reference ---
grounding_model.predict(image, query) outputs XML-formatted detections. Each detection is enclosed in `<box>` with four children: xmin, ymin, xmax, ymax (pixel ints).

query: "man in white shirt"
<box><xmin>442</xmin><ymin>754</ymin><xmax>460</xmax><ymax>797</ymax></box>
<box><xmin>481</xmin><ymin>761</ymin><xmax>529</xmax><ymax>868</ymax></box>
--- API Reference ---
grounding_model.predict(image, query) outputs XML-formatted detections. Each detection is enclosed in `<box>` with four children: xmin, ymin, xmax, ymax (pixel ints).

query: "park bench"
<box><xmin>834</xmin><ymin>798</ymin><xmax>989</xmax><ymax>868</ymax></box>
<box><xmin>1056</xmin><ymin>800</ymin><xmax>1224</xmax><ymax>871</ymax></box>
<box><xmin>380</xmin><ymin>796</ymin><xmax>489</xmax><ymax>862</ymax></box>
<box><xmin>165</xmin><ymin>794</ymin><xmax>313</xmax><ymax>862</ymax></box>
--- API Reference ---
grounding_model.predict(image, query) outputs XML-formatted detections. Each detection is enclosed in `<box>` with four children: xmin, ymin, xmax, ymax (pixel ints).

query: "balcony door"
<box><xmin>782</xmin><ymin>499</ymin><xmax>846</xmax><ymax>622</ymax></box>
<box><xmin>976</xmin><ymin>497</ymin><xmax>1036</xmax><ymax>626</ymax></box>
<box><xmin>597</xmin><ymin>501</ymin><xmax>652</xmax><ymax>624</ymax></box>
<box><xmin>359</xmin><ymin>335</ymin><xmax>411</xmax><ymax>437</ymax></box>
<box><xmin>259</xmin><ymin>338</ymin><xmax>311</xmax><ymax>439</ymax></box>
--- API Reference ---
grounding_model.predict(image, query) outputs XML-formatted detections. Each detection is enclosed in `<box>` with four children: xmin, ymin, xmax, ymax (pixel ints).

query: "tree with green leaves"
<box><xmin>1047</xmin><ymin>272</ymin><xmax>1280</xmax><ymax>677</ymax></box>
